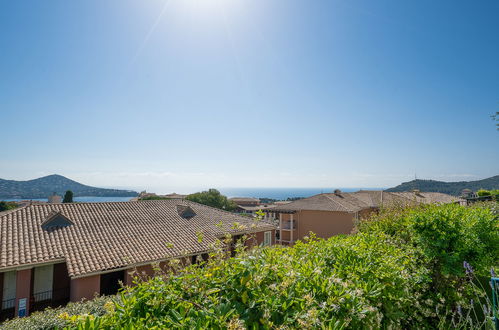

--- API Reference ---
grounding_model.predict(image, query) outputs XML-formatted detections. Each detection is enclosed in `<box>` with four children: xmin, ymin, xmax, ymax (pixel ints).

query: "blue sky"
<box><xmin>1</xmin><ymin>0</ymin><xmax>498</xmax><ymax>193</ymax></box>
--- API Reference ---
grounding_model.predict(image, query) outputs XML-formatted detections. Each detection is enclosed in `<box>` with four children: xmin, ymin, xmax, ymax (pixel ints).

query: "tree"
<box><xmin>0</xmin><ymin>201</ymin><xmax>17</xmax><ymax>212</ymax></box>
<box><xmin>476</xmin><ymin>189</ymin><xmax>491</xmax><ymax>197</ymax></box>
<box><xmin>63</xmin><ymin>190</ymin><xmax>74</xmax><ymax>203</ymax></box>
<box><xmin>185</xmin><ymin>189</ymin><xmax>237</xmax><ymax>211</ymax></box>
<box><xmin>493</xmin><ymin>112</ymin><xmax>499</xmax><ymax>130</ymax></box>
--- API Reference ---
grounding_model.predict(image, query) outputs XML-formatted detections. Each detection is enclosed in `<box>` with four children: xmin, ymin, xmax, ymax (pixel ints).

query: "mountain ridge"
<box><xmin>385</xmin><ymin>175</ymin><xmax>499</xmax><ymax>196</ymax></box>
<box><xmin>0</xmin><ymin>174</ymin><xmax>138</xmax><ymax>199</ymax></box>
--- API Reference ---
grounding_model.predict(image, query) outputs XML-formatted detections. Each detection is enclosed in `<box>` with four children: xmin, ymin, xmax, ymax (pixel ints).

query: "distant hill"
<box><xmin>385</xmin><ymin>175</ymin><xmax>499</xmax><ymax>196</ymax></box>
<box><xmin>0</xmin><ymin>174</ymin><xmax>138</xmax><ymax>199</ymax></box>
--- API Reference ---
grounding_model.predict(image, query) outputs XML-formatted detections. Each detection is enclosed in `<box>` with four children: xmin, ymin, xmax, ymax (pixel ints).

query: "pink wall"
<box><xmin>125</xmin><ymin>264</ymin><xmax>155</xmax><ymax>286</ymax></box>
<box><xmin>70</xmin><ymin>274</ymin><xmax>100</xmax><ymax>302</ymax></box>
<box><xmin>14</xmin><ymin>269</ymin><xmax>32</xmax><ymax>316</ymax></box>
<box><xmin>245</xmin><ymin>230</ymin><xmax>275</xmax><ymax>247</ymax></box>
<box><xmin>297</xmin><ymin>210</ymin><xmax>355</xmax><ymax>239</ymax></box>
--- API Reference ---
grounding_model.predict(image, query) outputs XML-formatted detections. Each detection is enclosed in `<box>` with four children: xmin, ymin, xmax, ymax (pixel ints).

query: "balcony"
<box><xmin>30</xmin><ymin>287</ymin><xmax>70</xmax><ymax>313</ymax></box>
<box><xmin>0</xmin><ymin>298</ymin><xmax>15</xmax><ymax>321</ymax></box>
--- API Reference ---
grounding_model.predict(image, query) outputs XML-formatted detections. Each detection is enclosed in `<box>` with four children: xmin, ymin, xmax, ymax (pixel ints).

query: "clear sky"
<box><xmin>1</xmin><ymin>0</ymin><xmax>498</xmax><ymax>193</ymax></box>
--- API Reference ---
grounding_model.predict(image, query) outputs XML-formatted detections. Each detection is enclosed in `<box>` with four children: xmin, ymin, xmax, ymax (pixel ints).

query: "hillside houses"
<box><xmin>266</xmin><ymin>190</ymin><xmax>464</xmax><ymax>245</ymax></box>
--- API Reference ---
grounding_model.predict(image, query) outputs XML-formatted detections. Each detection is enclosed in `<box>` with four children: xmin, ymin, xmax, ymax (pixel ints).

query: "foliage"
<box><xmin>436</xmin><ymin>268</ymin><xmax>497</xmax><ymax>329</ymax></box>
<box><xmin>477</xmin><ymin>189</ymin><xmax>491</xmax><ymax>196</ymax></box>
<box><xmin>0</xmin><ymin>295</ymin><xmax>118</xmax><ymax>330</ymax></box>
<box><xmin>186</xmin><ymin>189</ymin><xmax>237</xmax><ymax>211</ymax></box>
<box><xmin>358</xmin><ymin>203</ymin><xmax>499</xmax><ymax>277</ymax></box>
<box><xmin>66</xmin><ymin>233</ymin><xmax>436</xmax><ymax>329</ymax></box>
<box><xmin>477</xmin><ymin>189</ymin><xmax>499</xmax><ymax>198</ymax></box>
<box><xmin>10</xmin><ymin>203</ymin><xmax>499</xmax><ymax>329</ymax></box>
<box><xmin>139</xmin><ymin>195</ymin><xmax>171</xmax><ymax>200</ymax></box>
<box><xmin>492</xmin><ymin>111</ymin><xmax>498</xmax><ymax>130</ymax></box>
<box><xmin>63</xmin><ymin>190</ymin><xmax>74</xmax><ymax>203</ymax></box>
<box><xmin>0</xmin><ymin>201</ymin><xmax>17</xmax><ymax>212</ymax></box>
<box><xmin>259</xmin><ymin>198</ymin><xmax>277</xmax><ymax>204</ymax></box>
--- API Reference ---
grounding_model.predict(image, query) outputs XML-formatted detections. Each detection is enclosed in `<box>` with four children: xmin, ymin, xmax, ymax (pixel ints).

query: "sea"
<box><xmin>220</xmin><ymin>187</ymin><xmax>383</xmax><ymax>200</ymax></box>
<box><xmin>2</xmin><ymin>188</ymin><xmax>384</xmax><ymax>203</ymax></box>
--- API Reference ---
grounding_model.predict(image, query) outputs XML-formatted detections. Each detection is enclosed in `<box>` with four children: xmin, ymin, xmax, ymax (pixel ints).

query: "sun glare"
<box><xmin>184</xmin><ymin>0</ymin><xmax>241</xmax><ymax>16</ymax></box>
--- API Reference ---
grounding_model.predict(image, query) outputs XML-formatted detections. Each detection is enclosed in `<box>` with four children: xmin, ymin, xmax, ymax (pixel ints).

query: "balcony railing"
<box><xmin>32</xmin><ymin>290</ymin><xmax>53</xmax><ymax>302</ymax></box>
<box><xmin>1</xmin><ymin>298</ymin><xmax>15</xmax><ymax>310</ymax></box>
<box><xmin>0</xmin><ymin>298</ymin><xmax>15</xmax><ymax>322</ymax></box>
<box><xmin>30</xmin><ymin>287</ymin><xmax>70</xmax><ymax>313</ymax></box>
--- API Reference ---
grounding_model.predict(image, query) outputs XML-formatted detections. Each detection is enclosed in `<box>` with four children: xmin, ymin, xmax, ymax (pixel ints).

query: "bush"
<box><xmin>8</xmin><ymin>203</ymin><xmax>498</xmax><ymax>329</ymax></box>
<box><xmin>358</xmin><ymin>203</ymin><xmax>499</xmax><ymax>277</ymax></box>
<box><xmin>0</xmin><ymin>295</ymin><xmax>118</xmax><ymax>330</ymax></box>
<box><xmin>139</xmin><ymin>196</ymin><xmax>171</xmax><ymax>200</ymax></box>
<box><xmin>0</xmin><ymin>201</ymin><xmax>17</xmax><ymax>212</ymax></box>
<box><xmin>477</xmin><ymin>189</ymin><xmax>491</xmax><ymax>197</ymax></box>
<box><xmin>57</xmin><ymin>233</ymin><xmax>437</xmax><ymax>329</ymax></box>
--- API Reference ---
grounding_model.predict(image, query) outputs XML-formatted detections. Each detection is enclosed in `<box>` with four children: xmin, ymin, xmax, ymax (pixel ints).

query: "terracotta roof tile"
<box><xmin>267</xmin><ymin>190</ymin><xmax>461</xmax><ymax>213</ymax></box>
<box><xmin>0</xmin><ymin>200</ymin><xmax>275</xmax><ymax>277</ymax></box>
<box><xmin>391</xmin><ymin>192</ymin><xmax>465</xmax><ymax>204</ymax></box>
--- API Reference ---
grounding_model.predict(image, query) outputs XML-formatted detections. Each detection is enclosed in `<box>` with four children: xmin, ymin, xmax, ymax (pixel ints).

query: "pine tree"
<box><xmin>63</xmin><ymin>190</ymin><xmax>74</xmax><ymax>203</ymax></box>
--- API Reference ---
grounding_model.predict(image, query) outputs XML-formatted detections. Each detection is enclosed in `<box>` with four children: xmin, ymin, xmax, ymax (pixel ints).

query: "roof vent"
<box><xmin>41</xmin><ymin>211</ymin><xmax>73</xmax><ymax>230</ymax></box>
<box><xmin>177</xmin><ymin>205</ymin><xmax>196</xmax><ymax>219</ymax></box>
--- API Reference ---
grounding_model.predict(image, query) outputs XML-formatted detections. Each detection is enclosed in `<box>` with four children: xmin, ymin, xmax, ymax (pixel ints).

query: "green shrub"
<box><xmin>0</xmin><ymin>295</ymin><xmax>117</xmax><ymax>330</ymax></box>
<box><xmin>0</xmin><ymin>201</ymin><xmax>17</xmax><ymax>212</ymax></box>
<box><xmin>358</xmin><ymin>203</ymin><xmax>499</xmax><ymax>277</ymax></box>
<box><xmin>61</xmin><ymin>233</ymin><xmax>436</xmax><ymax>329</ymax></box>
<box><xmin>139</xmin><ymin>196</ymin><xmax>171</xmax><ymax>200</ymax></box>
<box><xmin>477</xmin><ymin>189</ymin><xmax>492</xmax><ymax>197</ymax></box>
<box><xmin>9</xmin><ymin>203</ymin><xmax>498</xmax><ymax>329</ymax></box>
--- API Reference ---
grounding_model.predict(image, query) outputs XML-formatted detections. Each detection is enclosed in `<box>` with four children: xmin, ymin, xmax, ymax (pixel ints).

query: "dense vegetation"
<box><xmin>0</xmin><ymin>174</ymin><xmax>137</xmax><ymax>199</ymax></box>
<box><xmin>138</xmin><ymin>195</ymin><xmax>172</xmax><ymax>200</ymax></box>
<box><xmin>1</xmin><ymin>296</ymin><xmax>117</xmax><ymax>329</ymax></box>
<box><xmin>185</xmin><ymin>189</ymin><xmax>237</xmax><ymax>211</ymax></box>
<box><xmin>63</xmin><ymin>190</ymin><xmax>74</xmax><ymax>203</ymax></box>
<box><xmin>385</xmin><ymin>175</ymin><xmax>499</xmax><ymax>196</ymax></box>
<box><xmin>3</xmin><ymin>203</ymin><xmax>498</xmax><ymax>329</ymax></box>
<box><xmin>477</xmin><ymin>189</ymin><xmax>499</xmax><ymax>198</ymax></box>
<box><xmin>0</xmin><ymin>201</ymin><xmax>17</xmax><ymax>212</ymax></box>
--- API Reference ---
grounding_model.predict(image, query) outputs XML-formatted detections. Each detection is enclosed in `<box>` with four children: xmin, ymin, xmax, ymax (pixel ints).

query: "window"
<box><xmin>41</xmin><ymin>212</ymin><xmax>73</xmax><ymax>231</ymax></box>
<box><xmin>263</xmin><ymin>231</ymin><xmax>272</xmax><ymax>246</ymax></box>
<box><xmin>33</xmin><ymin>264</ymin><xmax>54</xmax><ymax>302</ymax></box>
<box><xmin>2</xmin><ymin>271</ymin><xmax>16</xmax><ymax>309</ymax></box>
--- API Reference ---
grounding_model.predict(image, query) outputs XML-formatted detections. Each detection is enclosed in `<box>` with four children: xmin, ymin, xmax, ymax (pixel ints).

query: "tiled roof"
<box><xmin>164</xmin><ymin>193</ymin><xmax>187</xmax><ymax>199</ymax></box>
<box><xmin>229</xmin><ymin>197</ymin><xmax>260</xmax><ymax>203</ymax></box>
<box><xmin>267</xmin><ymin>193</ymin><xmax>370</xmax><ymax>212</ymax></box>
<box><xmin>391</xmin><ymin>192</ymin><xmax>465</xmax><ymax>204</ymax></box>
<box><xmin>267</xmin><ymin>190</ymin><xmax>461</xmax><ymax>213</ymax></box>
<box><xmin>0</xmin><ymin>200</ymin><xmax>275</xmax><ymax>278</ymax></box>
